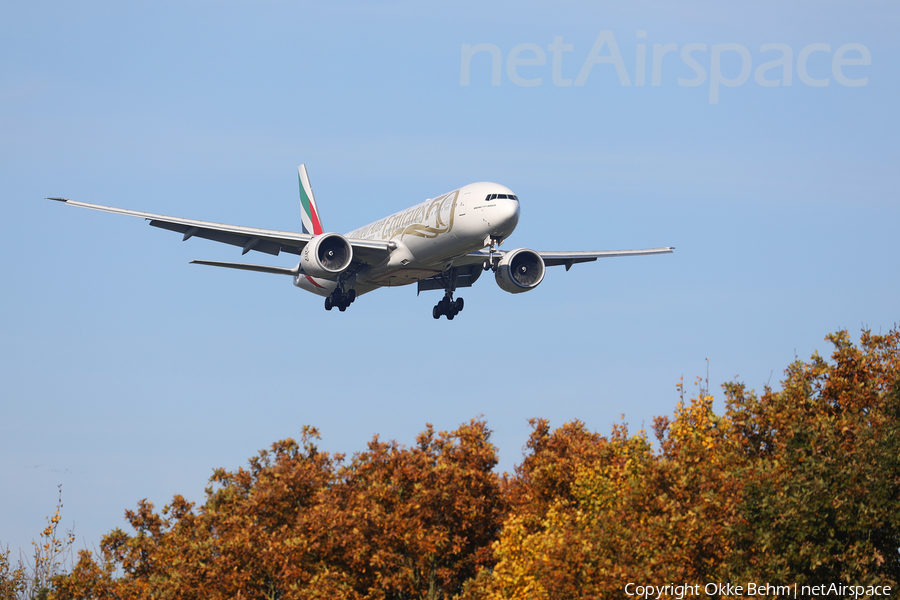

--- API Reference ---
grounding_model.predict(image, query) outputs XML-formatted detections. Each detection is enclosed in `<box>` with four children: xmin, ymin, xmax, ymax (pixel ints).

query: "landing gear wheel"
<box><xmin>347</xmin><ymin>289</ymin><xmax>357</xmax><ymax>303</ymax></box>
<box><xmin>338</xmin><ymin>304</ymin><xmax>347</xmax><ymax>312</ymax></box>
<box><xmin>432</xmin><ymin>267</ymin><xmax>467</xmax><ymax>320</ymax></box>
<box><xmin>324</xmin><ymin>297</ymin><xmax>333</xmax><ymax>311</ymax></box>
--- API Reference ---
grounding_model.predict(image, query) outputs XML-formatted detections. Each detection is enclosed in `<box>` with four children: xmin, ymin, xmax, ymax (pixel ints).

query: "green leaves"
<box><xmin>725</xmin><ymin>328</ymin><xmax>900</xmax><ymax>587</ymax></box>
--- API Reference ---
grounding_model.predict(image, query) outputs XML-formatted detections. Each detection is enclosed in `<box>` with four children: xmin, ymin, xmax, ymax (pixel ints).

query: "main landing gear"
<box><xmin>433</xmin><ymin>294</ymin><xmax>464</xmax><ymax>320</ymax></box>
<box><xmin>432</xmin><ymin>268</ymin><xmax>464</xmax><ymax>320</ymax></box>
<box><xmin>324</xmin><ymin>287</ymin><xmax>356</xmax><ymax>312</ymax></box>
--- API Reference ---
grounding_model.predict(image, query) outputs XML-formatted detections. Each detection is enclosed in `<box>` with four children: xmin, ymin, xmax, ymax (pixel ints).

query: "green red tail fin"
<box><xmin>298</xmin><ymin>164</ymin><xmax>323</xmax><ymax>235</ymax></box>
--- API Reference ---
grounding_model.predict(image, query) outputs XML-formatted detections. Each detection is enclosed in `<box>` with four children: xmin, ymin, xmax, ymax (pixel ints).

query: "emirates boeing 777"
<box><xmin>47</xmin><ymin>165</ymin><xmax>673</xmax><ymax>320</ymax></box>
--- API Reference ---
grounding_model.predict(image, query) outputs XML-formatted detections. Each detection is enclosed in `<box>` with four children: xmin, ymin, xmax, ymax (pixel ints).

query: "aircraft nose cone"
<box><xmin>496</xmin><ymin>197</ymin><xmax>520</xmax><ymax>234</ymax></box>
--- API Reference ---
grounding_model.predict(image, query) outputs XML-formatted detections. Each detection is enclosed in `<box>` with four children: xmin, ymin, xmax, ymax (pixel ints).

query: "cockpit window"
<box><xmin>485</xmin><ymin>193</ymin><xmax>518</xmax><ymax>201</ymax></box>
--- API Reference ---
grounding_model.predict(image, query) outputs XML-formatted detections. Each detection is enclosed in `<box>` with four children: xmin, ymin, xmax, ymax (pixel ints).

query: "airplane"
<box><xmin>46</xmin><ymin>165</ymin><xmax>673</xmax><ymax>320</ymax></box>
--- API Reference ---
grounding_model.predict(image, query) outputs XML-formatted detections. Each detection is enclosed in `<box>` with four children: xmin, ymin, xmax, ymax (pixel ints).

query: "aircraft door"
<box><xmin>458</xmin><ymin>192</ymin><xmax>469</xmax><ymax>216</ymax></box>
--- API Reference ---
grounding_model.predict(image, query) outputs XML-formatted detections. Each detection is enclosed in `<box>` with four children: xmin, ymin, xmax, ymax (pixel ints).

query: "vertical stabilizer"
<box><xmin>298</xmin><ymin>164</ymin><xmax>323</xmax><ymax>235</ymax></box>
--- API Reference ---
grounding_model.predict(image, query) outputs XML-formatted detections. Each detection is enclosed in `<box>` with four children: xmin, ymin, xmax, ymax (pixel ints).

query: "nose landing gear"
<box><xmin>483</xmin><ymin>236</ymin><xmax>502</xmax><ymax>272</ymax></box>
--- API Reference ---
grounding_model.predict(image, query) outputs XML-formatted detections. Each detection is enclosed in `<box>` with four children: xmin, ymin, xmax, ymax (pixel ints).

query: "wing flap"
<box><xmin>149</xmin><ymin>220</ymin><xmax>291</xmax><ymax>256</ymax></box>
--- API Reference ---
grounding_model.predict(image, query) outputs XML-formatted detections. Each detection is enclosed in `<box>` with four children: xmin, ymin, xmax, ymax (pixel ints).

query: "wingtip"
<box><xmin>45</xmin><ymin>197</ymin><xmax>70</xmax><ymax>202</ymax></box>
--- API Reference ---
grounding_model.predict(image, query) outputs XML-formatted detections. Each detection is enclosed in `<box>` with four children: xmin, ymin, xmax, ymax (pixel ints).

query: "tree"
<box><xmin>49</xmin><ymin>328</ymin><xmax>900</xmax><ymax>599</ymax></box>
<box><xmin>2</xmin><ymin>487</ymin><xmax>75</xmax><ymax>600</ymax></box>
<box><xmin>316</xmin><ymin>419</ymin><xmax>504</xmax><ymax>599</ymax></box>
<box><xmin>1</xmin><ymin>547</ymin><xmax>27</xmax><ymax>600</ymax></box>
<box><xmin>466</xmin><ymin>327</ymin><xmax>900</xmax><ymax>598</ymax></box>
<box><xmin>52</xmin><ymin>420</ymin><xmax>505</xmax><ymax>600</ymax></box>
<box><xmin>465</xmin><ymin>396</ymin><xmax>742</xmax><ymax>599</ymax></box>
<box><xmin>54</xmin><ymin>426</ymin><xmax>345</xmax><ymax>600</ymax></box>
<box><xmin>723</xmin><ymin>329</ymin><xmax>900</xmax><ymax>588</ymax></box>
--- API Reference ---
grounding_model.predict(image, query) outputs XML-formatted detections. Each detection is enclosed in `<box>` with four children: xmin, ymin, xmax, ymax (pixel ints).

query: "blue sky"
<box><xmin>2</xmin><ymin>1</ymin><xmax>898</xmax><ymax>556</ymax></box>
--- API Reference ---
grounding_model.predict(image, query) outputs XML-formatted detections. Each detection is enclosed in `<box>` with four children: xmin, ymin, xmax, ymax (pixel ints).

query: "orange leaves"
<box><xmin>1</xmin><ymin>485</ymin><xmax>78</xmax><ymax>600</ymax></box>
<box><xmin>50</xmin><ymin>419</ymin><xmax>503</xmax><ymax>600</ymax></box>
<box><xmin>322</xmin><ymin>419</ymin><xmax>504</xmax><ymax>598</ymax></box>
<box><xmin>1</xmin><ymin>547</ymin><xmax>28</xmax><ymax>599</ymax></box>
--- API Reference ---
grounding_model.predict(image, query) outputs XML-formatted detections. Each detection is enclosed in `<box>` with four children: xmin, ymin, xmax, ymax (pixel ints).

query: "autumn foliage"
<box><xmin>50</xmin><ymin>421</ymin><xmax>503</xmax><ymax>600</ymax></box>
<box><xmin>33</xmin><ymin>328</ymin><xmax>900</xmax><ymax>598</ymax></box>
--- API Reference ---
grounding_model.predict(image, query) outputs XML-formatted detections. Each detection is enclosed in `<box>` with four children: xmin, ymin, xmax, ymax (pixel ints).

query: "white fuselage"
<box><xmin>293</xmin><ymin>182</ymin><xmax>520</xmax><ymax>296</ymax></box>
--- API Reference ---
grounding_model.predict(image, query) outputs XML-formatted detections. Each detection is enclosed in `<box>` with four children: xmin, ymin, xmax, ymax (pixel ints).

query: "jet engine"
<box><xmin>301</xmin><ymin>233</ymin><xmax>353</xmax><ymax>278</ymax></box>
<box><xmin>495</xmin><ymin>248</ymin><xmax>545</xmax><ymax>293</ymax></box>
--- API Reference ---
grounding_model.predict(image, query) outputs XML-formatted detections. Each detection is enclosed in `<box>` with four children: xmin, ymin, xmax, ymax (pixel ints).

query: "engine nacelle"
<box><xmin>495</xmin><ymin>248</ymin><xmax>545</xmax><ymax>294</ymax></box>
<box><xmin>301</xmin><ymin>233</ymin><xmax>353</xmax><ymax>278</ymax></box>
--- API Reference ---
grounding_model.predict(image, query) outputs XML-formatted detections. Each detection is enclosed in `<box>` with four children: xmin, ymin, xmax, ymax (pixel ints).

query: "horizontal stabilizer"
<box><xmin>190</xmin><ymin>260</ymin><xmax>299</xmax><ymax>276</ymax></box>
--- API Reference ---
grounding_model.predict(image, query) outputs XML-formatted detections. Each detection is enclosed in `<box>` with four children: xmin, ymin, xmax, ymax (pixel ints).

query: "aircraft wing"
<box><xmin>45</xmin><ymin>197</ymin><xmax>393</xmax><ymax>264</ymax></box>
<box><xmin>188</xmin><ymin>260</ymin><xmax>299</xmax><ymax>275</ymax></box>
<box><xmin>417</xmin><ymin>246</ymin><xmax>673</xmax><ymax>295</ymax></box>
<box><xmin>460</xmin><ymin>247</ymin><xmax>675</xmax><ymax>270</ymax></box>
